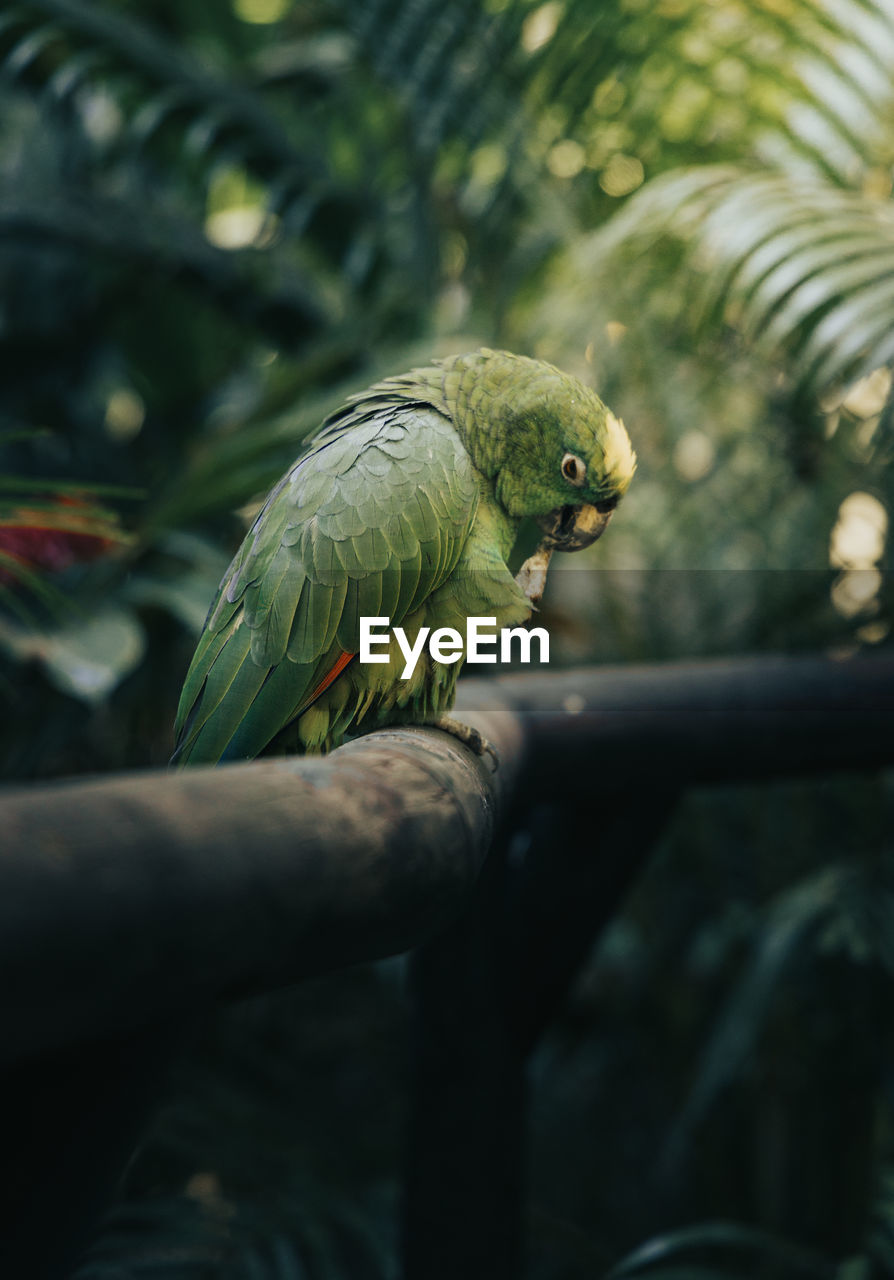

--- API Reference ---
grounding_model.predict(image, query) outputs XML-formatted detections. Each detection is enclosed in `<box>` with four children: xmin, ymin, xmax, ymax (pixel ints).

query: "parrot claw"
<box><xmin>515</xmin><ymin>544</ymin><xmax>554</xmax><ymax>609</ymax></box>
<box><xmin>433</xmin><ymin>715</ymin><xmax>499</xmax><ymax>771</ymax></box>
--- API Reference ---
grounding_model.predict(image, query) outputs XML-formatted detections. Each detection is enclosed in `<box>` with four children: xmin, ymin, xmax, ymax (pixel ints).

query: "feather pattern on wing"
<box><xmin>172</xmin><ymin>403</ymin><xmax>478</xmax><ymax>763</ymax></box>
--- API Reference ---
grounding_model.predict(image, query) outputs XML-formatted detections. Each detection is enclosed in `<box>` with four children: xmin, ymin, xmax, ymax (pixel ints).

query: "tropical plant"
<box><xmin>2</xmin><ymin>1</ymin><xmax>894</xmax><ymax>1278</ymax></box>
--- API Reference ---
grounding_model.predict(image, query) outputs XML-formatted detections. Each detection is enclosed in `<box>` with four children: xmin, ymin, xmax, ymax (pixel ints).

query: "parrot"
<box><xmin>171</xmin><ymin>348</ymin><xmax>635</xmax><ymax>765</ymax></box>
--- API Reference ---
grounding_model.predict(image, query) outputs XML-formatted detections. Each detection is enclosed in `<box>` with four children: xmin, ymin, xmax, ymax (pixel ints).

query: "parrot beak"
<box><xmin>536</xmin><ymin>502</ymin><xmax>613</xmax><ymax>552</ymax></box>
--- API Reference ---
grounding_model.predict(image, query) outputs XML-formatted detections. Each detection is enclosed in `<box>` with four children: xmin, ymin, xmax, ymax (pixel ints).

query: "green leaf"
<box><xmin>0</xmin><ymin>605</ymin><xmax>145</xmax><ymax>702</ymax></box>
<box><xmin>604</xmin><ymin>1220</ymin><xmax>836</xmax><ymax>1279</ymax></box>
<box><xmin>665</xmin><ymin>866</ymin><xmax>855</xmax><ymax>1160</ymax></box>
<box><xmin>586</xmin><ymin>166</ymin><xmax>894</xmax><ymax>397</ymax></box>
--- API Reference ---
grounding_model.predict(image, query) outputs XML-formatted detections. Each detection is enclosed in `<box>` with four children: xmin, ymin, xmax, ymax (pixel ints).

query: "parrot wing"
<box><xmin>172</xmin><ymin>403</ymin><xmax>479</xmax><ymax>764</ymax></box>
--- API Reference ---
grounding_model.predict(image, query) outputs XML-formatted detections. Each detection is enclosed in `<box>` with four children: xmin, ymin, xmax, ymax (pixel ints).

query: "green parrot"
<box><xmin>172</xmin><ymin>349</ymin><xmax>635</xmax><ymax>765</ymax></box>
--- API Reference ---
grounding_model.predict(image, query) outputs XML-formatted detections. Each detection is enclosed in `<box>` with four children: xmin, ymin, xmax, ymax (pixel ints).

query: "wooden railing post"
<box><xmin>401</xmin><ymin>785</ymin><xmax>679</xmax><ymax>1279</ymax></box>
<box><xmin>403</xmin><ymin>828</ymin><xmax>526</xmax><ymax>1280</ymax></box>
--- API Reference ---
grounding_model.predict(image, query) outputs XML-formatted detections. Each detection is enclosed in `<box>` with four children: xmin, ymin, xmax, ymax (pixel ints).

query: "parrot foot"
<box><xmin>433</xmin><ymin>715</ymin><xmax>499</xmax><ymax>771</ymax></box>
<box><xmin>515</xmin><ymin>544</ymin><xmax>554</xmax><ymax>609</ymax></box>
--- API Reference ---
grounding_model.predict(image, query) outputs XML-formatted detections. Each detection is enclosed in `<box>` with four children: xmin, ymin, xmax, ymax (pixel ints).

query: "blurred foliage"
<box><xmin>1</xmin><ymin>0</ymin><xmax>893</xmax><ymax>1277</ymax></box>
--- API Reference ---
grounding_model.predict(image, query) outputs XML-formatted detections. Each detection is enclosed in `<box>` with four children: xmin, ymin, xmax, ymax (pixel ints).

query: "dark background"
<box><xmin>1</xmin><ymin>1</ymin><xmax>893</xmax><ymax>1276</ymax></box>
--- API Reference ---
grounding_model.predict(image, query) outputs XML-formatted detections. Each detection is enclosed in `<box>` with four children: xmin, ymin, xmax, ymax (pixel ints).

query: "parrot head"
<box><xmin>528</xmin><ymin>395</ymin><xmax>635</xmax><ymax>552</ymax></box>
<box><xmin>440</xmin><ymin>349</ymin><xmax>636</xmax><ymax>552</ymax></box>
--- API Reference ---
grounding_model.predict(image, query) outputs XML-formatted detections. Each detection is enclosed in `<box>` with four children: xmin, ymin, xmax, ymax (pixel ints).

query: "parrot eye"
<box><xmin>561</xmin><ymin>453</ymin><xmax>586</xmax><ymax>487</ymax></box>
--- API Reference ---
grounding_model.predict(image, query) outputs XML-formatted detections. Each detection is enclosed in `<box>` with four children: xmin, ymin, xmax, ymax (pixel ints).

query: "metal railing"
<box><xmin>2</xmin><ymin>652</ymin><xmax>894</xmax><ymax>1278</ymax></box>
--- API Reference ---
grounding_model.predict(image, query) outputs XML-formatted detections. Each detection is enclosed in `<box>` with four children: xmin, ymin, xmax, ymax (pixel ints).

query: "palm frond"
<box><xmin>663</xmin><ymin>863</ymin><xmax>864</xmax><ymax>1163</ymax></box>
<box><xmin>569</xmin><ymin>165</ymin><xmax>894</xmax><ymax>398</ymax></box>
<box><xmin>0</xmin><ymin>188</ymin><xmax>331</xmax><ymax>342</ymax></box>
<box><xmin>5</xmin><ymin>0</ymin><xmax>320</xmax><ymax>184</ymax></box>
<box><xmin>604</xmin><ymin>1219</ymin><xmax>836</xmax><ymax>1280</ymax></box>
<box><xmin>537</xmin><ymin>0</ymin><xmax>894</xmax><ymax>182</ymax></box>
